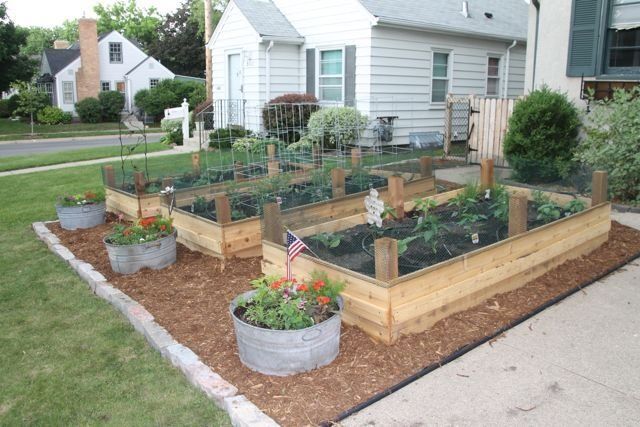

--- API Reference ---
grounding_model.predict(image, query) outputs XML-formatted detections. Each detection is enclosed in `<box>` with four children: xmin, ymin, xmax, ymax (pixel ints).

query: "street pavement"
<box><xmin>0</xmin><ymin>133</ymin><xmax>163</xmax><ymax>157</ymax></box>
<box><xmin>343</xmin><ymin>211</ymin><xmax>640</xmax><ymax>426</ymax></box>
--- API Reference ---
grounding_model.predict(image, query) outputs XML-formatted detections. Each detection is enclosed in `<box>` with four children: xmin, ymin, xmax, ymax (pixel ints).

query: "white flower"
<box><xmin>160</xmin><ymin>186</ymin><xmax>175</xmax><ymax>195</ymax></box>
<box><xmin>139</xmin><ymin>238</ymin><xmax>145</xmax><ymax>242</ymax></box>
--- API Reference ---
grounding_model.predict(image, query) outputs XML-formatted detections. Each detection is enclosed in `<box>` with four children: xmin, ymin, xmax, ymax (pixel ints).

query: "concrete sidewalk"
<box><xmin>0</xmin><ymin>146</ymin><xmax>195</xmax><ymax>178</ymax></box>
<box><xmin>344</xmin><ymin>212</ymin><xmax>640</xmax><ymax>426</ymax></box>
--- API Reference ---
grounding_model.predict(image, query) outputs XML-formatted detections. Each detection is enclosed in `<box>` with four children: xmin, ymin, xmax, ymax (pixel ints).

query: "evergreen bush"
<box><xmin>75</xmin><ymin>97</ymin><xmax>102</xmax><ymax>123</ymax></box>
<box><xmin>98</xmin><ymin>90</ymin><xmax>125</xmax><ymax>122</ymax></box>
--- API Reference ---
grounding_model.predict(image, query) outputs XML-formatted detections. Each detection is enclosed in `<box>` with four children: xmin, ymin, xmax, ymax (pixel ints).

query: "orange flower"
<box><xmin>296</xmin><ymin>284</ymin><xmax>308</xmax><ymax>292</ymax></box>
<box><xmin>160</xmin><ymin>224</ymin><xmax>167</xmax><ymax>232</ymax></box>
<box><xmin>316</xmin><ymin>296</ymin><xmax>330</xmax><ymax>305</ymax></box>
<box><xmin>84</xmin><ymin>191</ymin><xmax>96</xmax><ymax>199</ymax></box>
<box><xmin>139</xmin><ymin>217</ymin><xmax>157</xmax><ymax>228</ymax></box>
<box><xmin>313</xmin><ymin>280</ymin><xmax>325</xmax><ymax>291</ymax></box>
<box><xmin>123</xmin><ymin>229</ymin><xmax>132</xmax><ymax>236</ymax></box>
<box><xmin>271</xmin><ymin>282</ymin><xmax>282</xmax><ymax>290</ymax></box>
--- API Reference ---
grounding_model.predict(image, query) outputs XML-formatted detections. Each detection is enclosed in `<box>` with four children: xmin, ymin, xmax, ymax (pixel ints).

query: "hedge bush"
<box><xmin>306</xmin><ymin>107</ymin><xmax>368</xmax><ymax>149</ymax></box>
<box><xmin>261</xmin><ymin>93</ymin><xmax>319</xmax><ymax>143</ymax></box>
<box><xmin>160</xmin><ymin>118</ymin><xmax>183</xmax><ymax>145</ymax></box>
<box><xmin>208</xmin><ymin>126</ymin><xmax>252</xmax><ymax>149</ymax></box>
<box><xmin>0</xmin><ymin>99</ymin><xmax>9</xmax><ymax>118</ymax></box>
<box><xmin>503</xmin><ymin>86</ymin><xmax>581</xmax><ymax>182</ymax></box>
<box><xmin>37</xmin><ymin>106</ymin><xmax>72</xmax><ymax>125</ymax></box>
<box><xmin>576</xmin><ymin>87</ymin><xmax>640</xmax><ymax>203</ymax></box>
<box><xmin>7</xmin><ymin>94</ymin><xmax>20</xmax><ymax>116</ymax></box>
<box><xmin>99</xmin><ymin>91</ymin><xmax>125</xmax><ymax>121</ymax></box>
<box><xmin>75</xmin><ymin>97</ymin><xmax>102</xmax><ymax>123</ymax></box>
<box><xmin>134</xmin><ymin>79</ymin><xmax>206</xmax><ymax>120</ymax></box>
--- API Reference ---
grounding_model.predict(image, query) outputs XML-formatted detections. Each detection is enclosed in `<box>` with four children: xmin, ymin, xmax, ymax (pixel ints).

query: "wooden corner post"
<box><xmin>214</xmin><ymin>195</ymin><xmax>232</xmax><ymax>224</ymax></box>
<box><xmin>388</xmin><ymin>175</ymin><xmax>405</xmax><ymax>219</ymax></box>
<box><xmin>312</xmin><ymin>144</ymin><xmax>322</xmax><ymax>167</ymax></box>
<box><xmin>102</xmin><ymin>165</ymin><xmax>116</xmax><ymax>188</ymax></box>
<box><xmin>375</xmin><ymin>237</ymin><xmax>399</xmax><ymax>281</ymax></box>
<box><xmin>591</xmin><ymin>170</ymin><xmax>608</xmax><ymax>206</ymax></box>
<box><xmin>266</xmin><ymin>144</ymin><xmax>277</xmax><ymax>160</ymax></box>
<box><xmin>480</xmin><ymin>158</ymin><xmax>494</xmax><ymax>190</ymax></box>
<box><xmin>263</xmin><ymin>202</ymin><xmax>283</xmax><ymax>245</ymax></box>
<box><xmin>234</xmin><ymin>161</ymin><xmax>244</xmax><ymax>182</ymax></box>
<box><xmin>268</xmin><ymin>161</ymin><xmax>280</xmax><ymax>176</ymax></box>
<box><xmin>331</xmin><ymin>168</ymin><xmax>346</xmax><ymax>198</ymax></box>
<box><xmin>419</xmin><ymin>156</ymin><xmax>433</xmax><ymax>178</ymax></box>
<box><xmin>508</xmin><ymin>193</ymin><xmax>528</xmax><ymax>237</ymax></box>
<box><xmin>351</xmin><ymin>147</ymin><xmax>361</xmax><ymax>169</ymax></box>
<box><xmin>133</xmin><ymin>171</ymin><xmax>146</xmax><ymax>195</ymax></box>
<box><xmin>191</xmin><ymin>153</ymin><xmax>201</xmax><ymax>177</ymax></box>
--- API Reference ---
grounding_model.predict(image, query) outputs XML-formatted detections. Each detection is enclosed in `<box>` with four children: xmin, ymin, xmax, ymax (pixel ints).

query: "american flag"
<box><xmin>286</xmin><ymin>230</ymin><xmax>308</xmax><ymax>280</ymax></box>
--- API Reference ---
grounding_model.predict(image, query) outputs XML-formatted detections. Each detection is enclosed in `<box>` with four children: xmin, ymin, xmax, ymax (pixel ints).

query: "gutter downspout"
<box><xmin>531</xmin><ymin>0</ymin><xmax>541</xmax><ymax>92</ymax></box>
<box><xmin>265</xmin><ymin>40</ymin><xmax>274</xmax><ymax>102</ymax></box>
<box><xmin>503</xmin><ymin>40</ymin><xmax>518</xmax><ymax>98</ymax></box>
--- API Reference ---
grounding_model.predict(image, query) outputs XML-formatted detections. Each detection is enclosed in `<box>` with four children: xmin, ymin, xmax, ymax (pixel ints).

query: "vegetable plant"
<box><xmin>311</xmin><ymin>232</ymin><xmax>343</xmax><ymax>249</ymax></box>
<box><xmin>398</xmin><ymin>235</ymin><xmax>419</xmax><ymax>256</ymax></box>
<box><xmin>536</xmin><ymin>202</ymin><xmax>562</xmax><ymax>223</ymax></box>
<box><xmin>57</xmin><ymin>190</ymin><xmax>105</xmax><ymax>207</ymax></box>
<box><xmin>564</xmin><ymin>199</ymin><xmax>586</xmax><ymax>216</ymax></box>
<box><xmin>489</xmin><ymin>184</ymin><xmax>510</xmax><ymax>223</ymax></box>
<box><xmin>448</xmin><ymin>184</ymin><xmax>480</xmax><ymax>219</ymax></box>
<box><xmin>191</xmin><ymin>195</ymin><xmax>207</xmax><ymax>213</ymax></box>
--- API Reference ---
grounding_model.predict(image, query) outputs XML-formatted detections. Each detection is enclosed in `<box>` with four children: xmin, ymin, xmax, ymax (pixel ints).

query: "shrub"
<box><xmin>231</xmin><ymin>137</ymin><xmax>284</xmax><ymax>154</ymax></box>
<box><xmin>576</xmin><ymin>87</ymin><xmax>640</xmax><ymax>202</ymax></box>
<box><xmin>37</xmin><ymin>106</ymin><xmax>72</xmax><ymax>125</ymax></box>
<box><xmin>208</xmin><ymin>126</ymin><xmax>252</xmax><ymax>149</ymax></box>
<box><xmin>0</xmin><ymin>99</ymin><xmax>9</xmax><ymax>118</ymax></box>
<box><xmin>503</xmin><ymin>86</ymin><xmax>581</xmax><ymax>182</ymax></box>
<box><xmin>75</xmin><ymin>97</ymin><xmax>102</xmax><ymax>123</ymax></box>
<box><xmin>14</xmin><ymin>83</ymin><xmax>50</xmax><ymax>118</ymax></box>
<box><xmin>160</xmin><ymin>118</ymin><xmax>183</xmax><ymax>145</ymax></box>
<box><xmin>98</xmin><ymin>90</ymin><xmax>125</xmax><ymax>122</ymax></box>
<box><xmin>261</xmin><ymin>93</ymin><xmax>319</xmax><ymax>143</ymax></box>
<box><xmin>134</xmin><ymin>79</ymin><xmax>206</xmax><ymax>120</ymax></box>
<box><xmin>306</xmin><ymin>107</ymin><xmax>368</xmax><ymax>149</ymax></box>
<box><xmin>7</xmin><ymin>94</ymin><xmax>20</xmax><ymax>116</ymax></box>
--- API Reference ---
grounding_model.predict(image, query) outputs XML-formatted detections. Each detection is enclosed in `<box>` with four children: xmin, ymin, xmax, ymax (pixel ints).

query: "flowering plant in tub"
<box><xmin>104</xmin><ymin>215</ymin><xmax>177</xmax><ymax>274</ymax></box>
<box><xmin>56</xmin><ymin>190</ymin><xmax>106</xmax><ymax>230</ymax></box>
<box><xmin>230</xmin><ymin>273</ymin><xmax>345</xmax><ymax>376</ymax></box>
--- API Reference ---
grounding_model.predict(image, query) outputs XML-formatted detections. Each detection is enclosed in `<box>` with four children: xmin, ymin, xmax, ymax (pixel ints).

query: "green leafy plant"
<box><xmin>75</xmin><ymin>97</ymin><xmax>102</xmax><ymax>123</ymax></box>
<box><xmin>236</xmin><ymin>272</ymin><xmax>345</xmax><ymax>330</ymax></box>
<box><xmin>457</xmin><ymin>212</ymin><xmax>488</xmax><ymax>236</ymax></box>
<box><xmin>261</xmin><ymin>93</ymin><xmax>320</xmax><ymax>143</ymax></box>
<box><xmin>350</xmin><ymin>168</ymin><xmax>371</xmax><ymax>192</ymax></box>
<box><xmin>98</xmin><ymin>90</ymin><xmax>125</xmax><ymax>122</ymax></box>
<box><xmin>448</xmin><ymin>184</ymin><xmax>480</xmax><ymax>218</ymax></box>
<box><xmin>105</xmin><ymin>215</ymin><xmax>174</xmax><ymax>246</ymax></box>
<box><xmin>489</xmin><ymin>184</ymin><xmax>510</xmax><ymax>223</ymax></box>
<box><xmin>160</xmin><ymin>118</ymin><xmax>183</xmax><ymax>145</ymax></box>
<box><xmin>306</xmin><ymin>107</ymin><xmax>368</xmax><ymax>149</ymax></box>
<box><xmin>564</xmin><ymin>199</ymin><xmax>586</xmax><ymax>216</ymax></box>
<box><xmin>504</xmin><ymin>86</ymin><xmax>581</xmax><ymax>182</ymax></box>
<box><xmin>532</xmin><ymin>189</ymin><xmax>551</xmax><ymax>207</ymax></box>
<box><xmin>311</xmin><ymin>232</ymin><xmax>343</xmax><ymax>249</ymax></box>
<box><xmin>536</xmin><ymin>202</ymin><xmax>562</xmax><ymax>224</ymax></box>
<box><xmin>231</xmin><ymin>137</ymin><xmax>284</xmax><ymax>154</ymax></box>
<box><xmin>37</xmin><ymin>106</ymin><xmax>72</xmax><ymax>125</ymax></box>
<box><xmin>191</xmin><ymin>195</ymin><xmax>207</xmax><ymax>213</ymax></box>
<box><xmin>57</xmin><ymin>190</ymin><xmax>105</xmax><ymax>207</ymax></box>
<box><xmin>413</xmin><ymin>197</ymin><xmax>438</xmax><ymax>216</ymax></box>
<box><xmin>576</xmin><ymin>87</ymin><xmax>640</xmax><ymax>202</ymax></box>
<box><xmin>398</xmin><ymin>235</ymin><xmax>419</xmax><ymax>256</ymax></box>
<box><xmin>208</xmin><ymin>126</ymin><xmax>253</xmax><ymax>149</ymax></box>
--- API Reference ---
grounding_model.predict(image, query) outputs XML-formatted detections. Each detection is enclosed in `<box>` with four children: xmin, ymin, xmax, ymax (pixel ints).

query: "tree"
<box><xmin>20</xmin><ymin>20</ymin><xmax>79</xmax><ymax>57</ymax></box>
<box><xmin>148</xmin><ymin>0</ymin><xmax>226</xmax><ymax>78</ymax></box>
<box><xmin>12</xmin><ymin>82</ymin><xmax>50</xmax><ymax>134</ymax></box>
<box><xmin>93</xmin><ymin>0</ymin><xmax>162</xmax><ymax>49</ymax></box>
<box><xmin>0</xmin><ymin>2</ymin><xmax>37</xmax><ymax>91</ymax></box>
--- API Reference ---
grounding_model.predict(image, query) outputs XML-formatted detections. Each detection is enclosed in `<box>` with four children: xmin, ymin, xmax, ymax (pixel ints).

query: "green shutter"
<box><xmin>306</xmin><ymin>49</ymin><xmax>315</xmax><ymax>96</ymax></box>
<box><xmin>566</xmin><ymin>0</ymin><xmax>603</xmax><ymax>77</ymax></box>
<box><xmin>344</xmin><ymin>45</ymin><xmax>356</xmax><ymax>105</ymax></box>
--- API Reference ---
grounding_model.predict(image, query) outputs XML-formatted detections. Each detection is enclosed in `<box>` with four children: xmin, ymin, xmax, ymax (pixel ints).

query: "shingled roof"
<box><xmin>42</xmin><ymin>48</ymin><xmax>80</xmax><ymax>76</ymax></box>
<box><xmin>233</xmin><ymin>0</ymin><xmax>303</xmax><ymax>40</ymax></box>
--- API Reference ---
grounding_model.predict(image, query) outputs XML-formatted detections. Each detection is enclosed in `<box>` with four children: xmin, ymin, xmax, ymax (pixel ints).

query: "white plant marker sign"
<box><xmin>365</xmin><ymin>188</ymin><xmax>384</xmax><ymax>228</ymax></box>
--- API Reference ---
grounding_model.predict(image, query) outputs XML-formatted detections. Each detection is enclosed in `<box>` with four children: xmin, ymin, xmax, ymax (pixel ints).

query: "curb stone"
<box><xmin>32</xmin><ymin>221</ymin><xmax>279</xmax><ymax>427</ymax></box>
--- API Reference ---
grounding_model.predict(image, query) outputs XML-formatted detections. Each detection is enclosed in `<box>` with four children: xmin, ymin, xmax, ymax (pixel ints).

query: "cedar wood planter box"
<box><xmin>162</xmin><ymin>175</ymin><xmax>437</xmax><ymax>259</ymax></box>
<box><xmin>260</xmin><ymin>187</ymin><xmax>611</xmax><ymax>344</ymax></box>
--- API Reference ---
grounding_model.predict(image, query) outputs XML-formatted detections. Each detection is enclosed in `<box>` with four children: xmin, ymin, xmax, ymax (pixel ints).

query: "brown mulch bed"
<box><xmin>49</xmin><ymin>220</ymin><xmax>640</xmax><ymax>427</ymax></box>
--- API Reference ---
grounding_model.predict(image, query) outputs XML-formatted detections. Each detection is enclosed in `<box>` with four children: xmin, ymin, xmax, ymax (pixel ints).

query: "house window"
<box><xmin>109</xmin><ymin>42</ymin><xmax>122</xmax><ymax>63</ymax></box>
<box><xmin>149</xmin><ymin>78</ymin><xmax>159</xmax><ymax>89</ymax></box>
<box><xmin>101</xmin><ymin>81</ymin><xmax>111</xmax><ymax>92</ymax></box>
<box><xmin>62</xmin><ymin>82</ymin><xmax>74</xmax><ymax>104</ymax></box>
<box><xmin>606</xmin><ymin>0</ymin><xmax>640</xmax><ymax>73</ymax></box>
<box><xmin>37</xmin><ymin>82</ymin><xmax>54</xmax><ymax>102</ymax></box>
<box><xmin>431</xmin><ymin>52</ymin><xmax>450</xmax><ymax>103</ymax></box>
<box><xmin>486</xmin><ymin>57</ymin><xmax>500</xmax><ymax>96</ymax></box>
<box><xmin>318</xmin><ymin>49</ymin><xmax>343</xmax><ymax>102</ymax></box>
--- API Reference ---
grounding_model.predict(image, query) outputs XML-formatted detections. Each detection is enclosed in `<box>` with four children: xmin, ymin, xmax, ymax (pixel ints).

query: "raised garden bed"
<box><xmin>261</xmin><ymin>186</ymin><xmax>610</xmax><ymax>343</ymax></box>
<box><xmin>48</xmin><ymin>219</ymin><xmax>640</xmax><ymax>427</ymax></box>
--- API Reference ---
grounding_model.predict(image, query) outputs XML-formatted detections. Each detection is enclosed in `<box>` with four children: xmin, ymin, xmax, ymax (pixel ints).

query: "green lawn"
<box><xmin>0</xmin><ymin>164</ymin><xmax>230</xmax><ymax>425</ymax></box>
<box><xmin>0</xmin><ymin>119</ymin><xmax>162</xmax><ymax>141</ymax></box>
<box><xmin>0</xmin><ymin>143</ymin><xmax>171</xmax><ymax>172</ymax></box>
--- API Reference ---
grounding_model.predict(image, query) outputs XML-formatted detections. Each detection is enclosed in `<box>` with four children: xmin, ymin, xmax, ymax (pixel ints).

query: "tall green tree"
<box><xmin>93</xmin><ymin>0</ymin><xmax>161</xmax><ymax>49</ymax></box>
<box><xmin>0</xmin><ymin>2</ymin><xmax>36</xmax><ymax>91</ymax></box>
<box><xmin>20</xmin><ymin>20</ymin><xmax>78</xmax><ymax>57</ymax></box>
<box><xmin>148</xmin><ymin>0</ymin><xmax>225</xmax><ymax>78</ymax></box>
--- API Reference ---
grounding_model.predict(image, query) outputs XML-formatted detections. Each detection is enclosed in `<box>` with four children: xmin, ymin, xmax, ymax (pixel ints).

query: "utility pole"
<box><xmin>204</xmin><ymin>0</ymin><xmax>213</xmax><ymax>99</ymax></box>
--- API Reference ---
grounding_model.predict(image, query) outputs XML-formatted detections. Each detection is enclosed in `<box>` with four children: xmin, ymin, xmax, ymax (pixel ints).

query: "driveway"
<box><xmin>0</xmin><ymin>133</ymin><xmax>164</xmax><ymax>157</ymax></box>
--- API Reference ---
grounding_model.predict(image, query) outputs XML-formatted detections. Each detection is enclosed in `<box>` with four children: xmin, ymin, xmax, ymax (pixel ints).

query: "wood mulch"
<box><xmin>49</xmin><ymin>220</ymin><xmax>640</xmax><ymax>427</ymax></box>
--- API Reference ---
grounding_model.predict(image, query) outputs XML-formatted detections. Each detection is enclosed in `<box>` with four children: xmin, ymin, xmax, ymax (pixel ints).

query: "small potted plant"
<box><xmin>104</xmin><ymin>215</ymin><xmax>176</xmax><ymax>274</ymax></box>
<box><xmin>230</xmin><ymin>273</ymin><xmax>345</xmax><ymax>376</ymax></box>
<box><xmin>56</xmin><ymin>190</ymin><xmax>106</xmax><ymax>230</ymax></box>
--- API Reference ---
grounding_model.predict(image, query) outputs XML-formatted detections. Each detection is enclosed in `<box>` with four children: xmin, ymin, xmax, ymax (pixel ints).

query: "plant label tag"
<box><xmin>276</xmin><ymin>196</ymin><xmax>282</xmax><ymax>205</ymax></box>
<box><xmin>417</xmin><ymin>216</ymin><xmax>424</xmax><ymax>225</ymax></box>
<box><xmin>485</xmin><ymin>189</ymin><xmax>491</xmax><ymax>200</ymax></box>
<box><xmin>471</xmin><ymin>233</ymin><xmax>480</xmax><ymax>244</ymax></box>
<box><xmin>365</xmin><ymin>188</ymin><xmax>384</xmax><ymax>228</ymax></box>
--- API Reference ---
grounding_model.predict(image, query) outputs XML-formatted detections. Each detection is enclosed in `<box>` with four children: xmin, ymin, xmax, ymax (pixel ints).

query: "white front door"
<box><xmin>227</xmin><ymin>53</ymin><xmax>243</xmax><ymax>126</ymax></box>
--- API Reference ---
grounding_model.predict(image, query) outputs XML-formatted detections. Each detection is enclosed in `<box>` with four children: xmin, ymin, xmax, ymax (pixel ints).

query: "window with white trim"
<box><xmin>486</xmin><ymin>57</ymin><xmax>500</xmax><ymax>96</ymax></box>
<box><xmin>318</xmin><ymin>49</ymin><xmax>343</xmax><ymax>102</ymax></box>
<box><xmin>62</xmin><ymin>81</ymin><xmax>74</xmax><ymax>104</ymax></box>
<box><xmin>149</xmin><ymin>78</ymin><xmax>159</xmax><ymax>89</ymax></box>
<box><xmin>109</xmin><ymin>42</ymin><xmax>122</xmax><ymax>63</ymax></box>
<box><xmin>431</xmin><ymin>52</ymin><xmax>450</xmax><ymax>103</ymax></box>
<box><xmin>101</xmin><ymin>81</ymin><xmax>111</xmax><ymax>92</ymax></box>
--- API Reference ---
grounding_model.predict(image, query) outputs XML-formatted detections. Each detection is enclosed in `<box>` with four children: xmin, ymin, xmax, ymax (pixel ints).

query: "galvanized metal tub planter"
<box><xmin>230</xmin><ymin>290</ymin><xmax>343</xmax><ymax>376</ymax></box>
<box><xmin>56</xmin><ymin>203</ymin><xmax>106</xmax><ymax>230</ymax></box>
<box><xmin>104</xmin><ymin>230</ymin><xmax>177</xmax><ymax>275</ymax></box>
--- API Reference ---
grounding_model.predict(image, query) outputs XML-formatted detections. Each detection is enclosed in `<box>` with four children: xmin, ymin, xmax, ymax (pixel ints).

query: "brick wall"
<box><xmin>75</xmin><ymin>19</ymin><xmax>100</xmax><ymax>101</ymax></box>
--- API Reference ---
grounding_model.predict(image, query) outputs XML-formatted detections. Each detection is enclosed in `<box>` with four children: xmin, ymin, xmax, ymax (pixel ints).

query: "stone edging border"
<box><xmin>32</xmin><ymin>221</ymin><xmax>278</xmax><ymax>427</ymax></box>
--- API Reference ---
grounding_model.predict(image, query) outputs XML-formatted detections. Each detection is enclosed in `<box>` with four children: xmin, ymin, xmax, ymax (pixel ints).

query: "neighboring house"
<box><xmin>36</xmin><ymin>19</ymin><xmax>176</xmax><ymax>115</ymax></box>
<box><xmin>525</xmin><ymin>0</ymin><xmax>640</xmax><ymax>104</ymax></box>
<box><xmin>207</xmin><ymin>0</ymin><xmax>528</xmax><ymax>144</ymax></box>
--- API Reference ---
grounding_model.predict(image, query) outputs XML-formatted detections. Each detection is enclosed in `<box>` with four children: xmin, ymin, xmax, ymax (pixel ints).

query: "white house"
<box><xmin>525</xmin><ymin>0</ymin><xmax>640</xmax><ymax>105</ymax></box>
<box><xmin>37</xmin><ymin>19</ymin><xmax>176</xmax><ymax>115</ymax></box>
<box><xmin>207</xmin><ymin>0</ymin><xmax>528</xmax><ymax>144</ymax></box>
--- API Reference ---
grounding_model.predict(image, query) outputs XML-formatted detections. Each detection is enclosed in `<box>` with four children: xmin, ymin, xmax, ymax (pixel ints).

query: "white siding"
<box><xmin>126</xmin><ymin>57</ymin><xmax>175</xmax><ymax>112</ymax></box>
<box><xmin>368</xmin><ymin>26</ymin><xmax>527</xmax><ymax>144</ymax></box>
<box><xmin>56</xmin><ymin>59</ymin><xmax>80</xmax><ymax>113</ymax></box>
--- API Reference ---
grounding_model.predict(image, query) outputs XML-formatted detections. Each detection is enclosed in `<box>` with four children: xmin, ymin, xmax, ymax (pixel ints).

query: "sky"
<box><xmin>4</xmin><ymin>0</ymin><xmax>181</xmax><ymax>28</ymax></box>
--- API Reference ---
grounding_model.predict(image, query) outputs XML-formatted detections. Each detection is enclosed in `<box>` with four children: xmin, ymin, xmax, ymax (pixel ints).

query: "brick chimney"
<box><xmin>53</xmin><ymin>40</ymin><xmax>70</xmax><ymax>49</ymax></box>
<box><xmin>75</xmin><ymin>18</ymin><xmax>100</xmax><ymax>101</ymax></box>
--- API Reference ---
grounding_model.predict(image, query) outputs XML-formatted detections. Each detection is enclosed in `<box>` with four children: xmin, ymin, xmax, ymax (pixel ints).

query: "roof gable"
<box><xmin>359</xmin><ymin>0</ymin><xmax>528</xmax><ymax>41</ymax></box>
<box><xmin>231</xmin><ymin>0</ymin><xmax>302</xmax><ymax>40</ymax></box>
<box><xmin>43</xmin><ymin>48</ymin><xmax>80</xmax><ymax>76</ymax></box>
